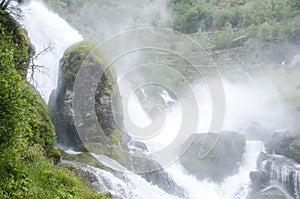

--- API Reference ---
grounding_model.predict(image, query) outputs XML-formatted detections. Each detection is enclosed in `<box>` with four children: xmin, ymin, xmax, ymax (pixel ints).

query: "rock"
<box><xmin>49</xmin><ymin>42</ymin><xmax>123</xmax><ymax>148</ymax></box>
<box><xmin>265</xmin><ymin>131</ymin><xmax>300</xmax><ymax>163</ymax></box>
<box><xmin>250</xmin><ymin>170</ymin><xmax>270</xmax><ymax>190</ymax></box>
<box><xmin>256</xmin><ymin>152</ymin><xmax>269</xmax><ymax>168</ymax></box>
<box><xmin>141</xmin><ymin>169</ymin><xmax>186</xmax><ymax>197</ymax></box>
<box><xmin>128</xmin><ymin>140</ymin><xmax>148</xmax><ymax>152</ymax></box>
<box><xmin>256</xmin><ymin>154</ymin><xmax>300</xmax><ymax>198</ymax></box>
<box><xmin>248</xmin><ymin>186</ymin><xmax>289</xmax><ymax>199</ymax></box>
<box><xmin>130</xmin><ymin>155</ymin><xmax>185</xmax><ymax>197</ymax></box>
<box><xmin>48</xmin><ymin>147</ymin><xmax>62</xmax><ymax>165</ymax></box>
<box><xmin>180</xmin><ymin>131</ymin><xmax>246</xmax><ymax>182</ymax></box>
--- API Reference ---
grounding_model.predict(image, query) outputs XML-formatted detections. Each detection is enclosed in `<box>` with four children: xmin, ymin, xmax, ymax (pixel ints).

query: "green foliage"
<box><xmin>0</xmin><ymin>11</ymin><xmax>108</xmax><ymax>199</ymax></box>
<box><xmin>60</xmin><ymin>41</ymin><xmax>112</xmax><ymax>89</ymax></box>
<box><xmin>213</xmin><ymin>22</ymin><xmax>234</xmax><ymax>50</ymax></box>
<box><xmin>170</xmin><ymin>0</ymin><xmax>300</xmax><ymax>62</ymax></box>
<box><xmin>0</xmin><ymin>8</ymin><xmax>34</xmax><ymax>73</ymax></box>
<box><xmin>43</xmin><ymin>0</ymin><xmax>300</xmax><ymax>63</ymax></box>
<box><xmin>172</xmin><ymin>1</ymin><xmax>210</xmax><ymax>33</ymax></box>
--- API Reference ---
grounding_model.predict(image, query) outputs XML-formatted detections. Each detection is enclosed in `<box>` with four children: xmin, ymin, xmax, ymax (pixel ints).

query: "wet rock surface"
<box><xmin>180</xmin><ymin>131</ymin><xmax>246</xmax><ymax>182</ymax></box>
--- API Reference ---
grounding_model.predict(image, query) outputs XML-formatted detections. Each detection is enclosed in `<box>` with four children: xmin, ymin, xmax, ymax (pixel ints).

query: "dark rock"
<box><xmin>248</xmin><ymin>186</ymin><xmax>289</xmax><ymax>199</ymax></box>
<box><xmin>256</xmin><ymin>152</ymin><xmax>269</xmax><ymax>168</ymax></box>
<box><xmin>250</xmin><ymin>170</ymin><xmax>270</xmax><ymax>190</ymax></box>
<box><xmin>129</xmin><ymin>141</ymin><xmax>148</xmax><ymax>152</ymax></box>
<box><xmin>265</xmin><ymin>131</ymin><xmax>300</xmax><ymax>164</ymax></box>
<box><xmin>130</xmin><ymin>155</ymin><xmax>185</xmax><ymax>197</ymax></box>
<box><xmin>180</xmin><ymin>131</ymin><xmax>246</xmax><ymax>182</ymax></box>
<box><xmin>49</xmin><ymin>41</ymin><xmax>124</xmax><ymax>148</ymax></box>
<box><xmin>253</xmin><ymin>150</ymin><xmax>300</xmax><ymax>198</ymax></box>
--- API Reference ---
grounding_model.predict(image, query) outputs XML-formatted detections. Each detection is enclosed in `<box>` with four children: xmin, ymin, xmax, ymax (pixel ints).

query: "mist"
<box><xmin>192</xmin><ymin>68</ymin><xmax>300</xmax><ymax>139</ymax></box>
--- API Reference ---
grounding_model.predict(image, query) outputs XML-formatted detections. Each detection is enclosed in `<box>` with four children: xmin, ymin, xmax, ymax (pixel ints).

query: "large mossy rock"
<box><xmin>49</xmin><ymin>41</ymin><xmax>126</xmax><ymax>164</ymax></box>
<box><xmin>180</xmin><ymin>131</ymin><xmax>246</xmax><ymax>182</ymax></box>
<box><xmin>265</xmin><ymin>131</ymin><xmax>300</xmax><ymax>164</ymax></box>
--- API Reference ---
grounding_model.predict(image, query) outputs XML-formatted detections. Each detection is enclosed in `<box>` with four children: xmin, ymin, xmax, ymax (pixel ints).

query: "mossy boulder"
<box><xmin>50</xmin><ymin>40</ymin><xmax>126</xmax><ymax>165</ymax></box>
<box><xmin>180</xmin><ymin>131</ymin><xmax>246</xmax><ymax>182</ymax></box>
<box><xmin>48</xmin><ymin>147</ymin><xmax>62</xmax><ymax>164</ymax></box>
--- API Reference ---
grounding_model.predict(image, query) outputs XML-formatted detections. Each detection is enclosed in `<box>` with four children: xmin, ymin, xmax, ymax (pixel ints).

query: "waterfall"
<box><xmin>15</xmin><ymin>1</ymin><xmax>295</xmax><ymax>198</ymax></box>
<box><xmin>163</xmin><ymin>141</ymin><xmax>263</xmax><ymax>199</ymax></box>
<box><xmin>19</xmin><ymin>0</ymin><xmax>82</xmax><ymax>102</ymax></box>
<box><xmin>124</xmin><ymin>87</ymin><xmax>264</xmax><ymax>199</ymax></box>
<box><xmin>261</xmin><ymin>155</ymin><xmax>300</xmax><ymax>198</ymax></box>
<box><xmin>63</xmin><ymin>159</ymin><xmax>181</xmax><ymax>199</ymax></box>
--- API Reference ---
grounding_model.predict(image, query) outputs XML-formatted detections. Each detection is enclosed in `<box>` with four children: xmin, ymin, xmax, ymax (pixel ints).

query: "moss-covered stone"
<box><xmin>50</xmin><ymin>40</ymin><xmax>127</xmax><ymax>166</ymax></box>
<box><xmin>48</xmin><ymin>147</ymin><xmax>62</xmax><ymax>164</ymax></box>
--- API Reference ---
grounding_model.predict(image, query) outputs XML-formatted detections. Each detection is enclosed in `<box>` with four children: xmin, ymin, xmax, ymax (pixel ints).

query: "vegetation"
<box><xmin>171</xmin><ymin>0</ymin><xmax>300</xmax><ymax>62</ymax></box>
<box><xmin>0</xmin><ymin>8</ymin><xmax>108</xmax><ymax>199</ymax></box>
<box><xmin>43</xmin><ymin>0</ymin><xmax>300</xmax><ymax>64</ymax></box>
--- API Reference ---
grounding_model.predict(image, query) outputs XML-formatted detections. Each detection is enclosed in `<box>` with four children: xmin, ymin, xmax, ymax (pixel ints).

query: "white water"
<box><xmin>123</xmin><ymin>87</ymin><xmax>264</xmax><ymax>199</ymax></box>
<box><xmin>19</xmin><ymin>0</ymin><xmax>82</xmax><ymax>102</ymax></box>
<box><xmin>16</xmin><ymin>1</ymin><xmax>281</xmax><ymax>198</ymax></box>
<box><xmin>16</xmin><ymin>2</ymin><xmax>182</xmax><ymax>198</ymax></box>
<box><xmin>165</xmin><ymin>141</ymin><xmax>263</xmax><ymax>199</ymax></box>
<box><xmin>87</xmin><ymin>155</ymin><xmax>181</xmax><ymax>199</ymax></box>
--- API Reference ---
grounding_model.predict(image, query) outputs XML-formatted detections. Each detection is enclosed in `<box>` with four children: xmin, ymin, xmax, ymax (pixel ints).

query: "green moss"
<box><xmin>48</xmin><ymin>147</ymin><xmax>62</xmax><ymax>164</ymax></box>
<box><xmin>84</xmin><ymin>141</ymin><xmax>130</xmax><ymax>168</ymax></box>
<box><xmin>60</xmin><ymin>41</ymin><xmax>114</xmax><ymax>89</ymax></box>
<box><xmin>0</xmin><ymin>9</ymin><xmax>34</xmax><ymax>74</ymax></box>
<box><xmin>109</xmin><ymin>129</ymin><xmax>123</xmax><ymax>147</ymax></box>
<box><xmin>0</xmin><ymin>10</ymin><xmax>109</xmax><ymax>199</ymax></box>
<box><xmin>61</xmin><ymin>150</ymin><xmax>106</xmax><ymax>170</ymax></box>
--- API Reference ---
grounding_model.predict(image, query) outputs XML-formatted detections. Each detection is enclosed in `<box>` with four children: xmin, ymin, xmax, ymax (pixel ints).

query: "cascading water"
<box><xmin>16</xmin><ymin>1</ymin><xmax>300</xmax><ymax>198</ymax></box>
<box><xmin>19</xmin><ymin>0</ymin><xmax>82</xmax><ymax>102</ymax></box>
<box><xmin>260</xmin><ymin>155</ymin><xmax>300</xmax><ymax>198</ymax></box>
<box><xmin>125</xmin><ymin>89</ymin><xmax>264</xmax><ymax>199</ymax></box>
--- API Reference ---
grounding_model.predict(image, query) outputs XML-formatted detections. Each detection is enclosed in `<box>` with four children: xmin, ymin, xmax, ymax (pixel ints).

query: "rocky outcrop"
<box><xmin>49</xmin><ymin>41</ymin><xmax>126</xmax><ymax>163</ymax></box>
<box><xmin>131</xmin><ymin>156</ymin><xmax>186</xmax><ymax>197</ymax></box>
<box><xmin>180</xmin><ymin>131</ymin><xmax>246</xmax><ymax>182</ymax></box>
<box><xmin>248</xmin><ymin>186</ymin><xmax>289</xmax><ymax>199</ymax></box>
<box><xmin>249</xmin><ymin>131</ymin><xmax>300</xmax><ymax>198</ymax></box>
<box><xmin>50</xmin><ymin>41</ymin><xmax>185</xmax><ymax>197</ymax></box>
<box><xmin>250</xmin><ymin>152</ymin><xmax>299</xmax><ymax>198</ymax></box>
<box><xmin>265</xmin><ymin>131</ymin><xmax>300</xmax><ymax>164</ymax></box>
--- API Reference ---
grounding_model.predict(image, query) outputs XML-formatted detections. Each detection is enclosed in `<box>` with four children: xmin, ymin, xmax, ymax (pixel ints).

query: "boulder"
<box><xmin>180</xmin><ymin>131</ymin><xmax>246</xmax><ymax>182</ymax></box>
<box><xmin>250</xmin><ymin>170</ymin><xmax>270</xmax><ymax>190</ymax></box>
<box><xmin>265</xmin><ymin>131</ymin><xmax>300</xmax><ymax>164</ymax></box>
<box><xmin>248</xmin><ymin>186</ymin><xmax>289</xmax><ymax>199</ymax></box>
<box><xmin>130</xmin><ymin>154</ymin><xmax>185</xmax><ymax>197</ymax></box>
<box><xmin>49</xmin><ymin>41</ymin><xmax>123</xmax><ymax>147</ymax></box>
